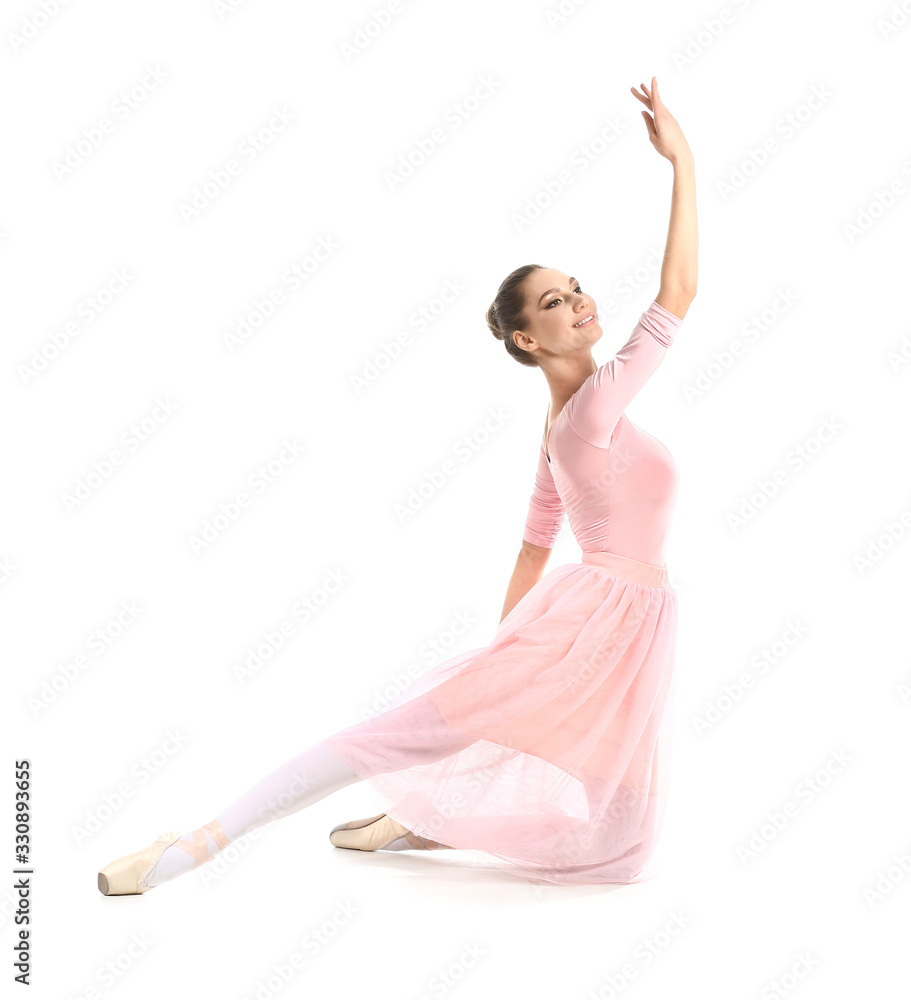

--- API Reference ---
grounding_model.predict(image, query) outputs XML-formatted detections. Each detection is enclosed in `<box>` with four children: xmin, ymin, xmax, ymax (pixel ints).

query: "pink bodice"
<box><xmin>522</xmin><ymin>300</ymin><xmax>684</xmax><ymax>566</ymax></box>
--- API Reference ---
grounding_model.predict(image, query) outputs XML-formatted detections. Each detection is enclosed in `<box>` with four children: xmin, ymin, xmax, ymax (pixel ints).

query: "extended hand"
<box><xmin>631</xmin><ymin>76</ymin><xmax>691</xmax><ymax>164</ymax></box>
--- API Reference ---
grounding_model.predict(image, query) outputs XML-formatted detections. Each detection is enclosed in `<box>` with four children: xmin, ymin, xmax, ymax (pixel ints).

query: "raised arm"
<box><xmin>564</xmin><ymin>76</ymin><xmax>698</xmax><ymax>449</ymax></box>
<box><xmin>655</xmin><ymin>151</ymin><xmax>697</xmax><ymax>316</ymax></box>
<box><xmin>632</xmin><ymin>75</ymin><xmax>698</xmax><ymax>306</ymax></box>
<box><xmin>564</xmin><ymin>300</ymin><xmax>685</xmax><ymax>449</ymax></box>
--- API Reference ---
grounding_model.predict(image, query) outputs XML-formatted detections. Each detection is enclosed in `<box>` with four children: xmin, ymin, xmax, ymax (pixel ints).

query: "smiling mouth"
<box><xmin>573</xmin><ymin>314</ymin><xmax>595</xmax><ymax>328</ymax></box>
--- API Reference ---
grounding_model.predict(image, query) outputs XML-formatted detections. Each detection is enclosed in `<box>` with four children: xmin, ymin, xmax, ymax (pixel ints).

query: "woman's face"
<box><xmin>513</xmin><ymin>268</ymin><xmax>602</xmax><ymax>361</ymax></box>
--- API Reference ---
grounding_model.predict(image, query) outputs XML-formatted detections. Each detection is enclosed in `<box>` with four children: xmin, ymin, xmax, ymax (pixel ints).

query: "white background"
<box><xmin>4</xmin><ymin>0</ymin><xmax>911</xmax><ymax>996</ymax></box>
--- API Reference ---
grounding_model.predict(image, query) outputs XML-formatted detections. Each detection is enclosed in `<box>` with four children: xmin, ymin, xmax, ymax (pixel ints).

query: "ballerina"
<box><xmin>98</xmin><ymin>75</ymin><xmax>697</xmax><ymax>894</ymax></box>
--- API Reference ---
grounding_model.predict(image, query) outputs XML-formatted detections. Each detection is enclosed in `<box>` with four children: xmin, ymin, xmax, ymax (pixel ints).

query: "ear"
<box><xmin>513</xmin><ymin>330</ymin><xmax>534</xmax><ymax>352</ymax></box>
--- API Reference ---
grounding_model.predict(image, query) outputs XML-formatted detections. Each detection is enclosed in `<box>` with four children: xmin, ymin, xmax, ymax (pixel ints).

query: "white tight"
<box><xmin>143</xmin><ymin>693</ymin><xmax>475</xmax><ymax>887</ymax></box>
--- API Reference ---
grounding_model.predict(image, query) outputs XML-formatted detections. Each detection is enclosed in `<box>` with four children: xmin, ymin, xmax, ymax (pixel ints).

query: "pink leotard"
<box><xmin>522</xmin><ymin>299</ymin><xmax>684</xmax><ymax>566</ymax></box>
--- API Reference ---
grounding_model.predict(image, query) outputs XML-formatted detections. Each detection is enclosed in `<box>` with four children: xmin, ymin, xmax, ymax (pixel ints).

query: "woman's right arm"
<box><xmin>503</xmin><ymin>445</ymin><xmax>564</xmax><ymax>621</ymax></box>
<box><xmin>500</xmin><ymin>544</ymin><xmax>550</xmax><ymax>622</ymax></box>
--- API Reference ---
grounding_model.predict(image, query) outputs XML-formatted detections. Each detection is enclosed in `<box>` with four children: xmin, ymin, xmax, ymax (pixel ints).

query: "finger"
<box><xmin>639</xmin><ymin>81</ymin><xmax>651</xmax><ymax>99</ymax></box>
<box><xmin>630</xmin><ymin>87</ymin><xmax>651</xmax><ymax>108</ymax></box>
<box><xmin>652</xmin><ymin>75</ymin><xmax>662</xmax><ymax>106</ymax></box>
<box><xmin>641</xmin><ymin>109</ymin><xmax>657</xmax><ymax>140</ymax></box>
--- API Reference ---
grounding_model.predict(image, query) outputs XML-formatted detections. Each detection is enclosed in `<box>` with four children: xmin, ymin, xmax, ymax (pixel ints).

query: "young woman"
<box><xmin>98</xmin><ymin>76</ymin><xmax>697</xmax><ymax>893</ymax></box>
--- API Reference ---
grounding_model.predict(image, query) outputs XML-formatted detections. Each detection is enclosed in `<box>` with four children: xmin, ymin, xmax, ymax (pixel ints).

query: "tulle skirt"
<box><xmin>324</xmin><ymin>550</ymin><xmax>678</xmax><ymax>886</ymax></box>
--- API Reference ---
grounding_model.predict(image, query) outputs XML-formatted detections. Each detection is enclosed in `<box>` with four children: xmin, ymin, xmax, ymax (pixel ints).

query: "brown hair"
<box><xmin>486</xmin><ymin>263</ymin><xmax>547</xmax><ymax>368</ymax></box>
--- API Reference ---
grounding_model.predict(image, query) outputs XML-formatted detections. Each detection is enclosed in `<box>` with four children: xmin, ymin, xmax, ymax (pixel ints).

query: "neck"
<box><xmin>544</xmin><ymin>356</ymin><xmax>598</xmax><ymax>413</ymax></box>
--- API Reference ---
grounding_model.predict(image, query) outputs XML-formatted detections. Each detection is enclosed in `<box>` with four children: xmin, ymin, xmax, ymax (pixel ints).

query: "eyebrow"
<box><xmin>538</xmin><ymin>277</ymin><xmax>578</xmax><ymax>306</ymax></box>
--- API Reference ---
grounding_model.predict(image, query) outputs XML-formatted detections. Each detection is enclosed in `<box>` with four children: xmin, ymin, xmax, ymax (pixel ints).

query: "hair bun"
<box><xmin>485</xmin><ymin>263</ymin><xmax>545</xmax><ymax>368</ymax></box>
<box><xmin>486</xmin><ymin>302</ymin><xmax>503</xmax><ymax>341</ymax></box>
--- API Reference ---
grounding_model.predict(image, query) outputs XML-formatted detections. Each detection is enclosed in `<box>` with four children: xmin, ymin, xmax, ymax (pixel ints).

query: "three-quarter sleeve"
<box><xmin>522</xmin><ymin>442</ymin><xmax>565</xmax><ymax>548</ymax></box>
<box><xmin>564</xmin><ymin>299</ymin><xmax>684</xmax><ymax>449</ymax></box>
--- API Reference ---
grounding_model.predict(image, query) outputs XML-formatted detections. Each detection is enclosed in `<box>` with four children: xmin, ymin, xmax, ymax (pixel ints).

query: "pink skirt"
<box><xmin>324</xmin><ymin>550</ymin><xmax>678</xmax><ymax>886</ymax></box>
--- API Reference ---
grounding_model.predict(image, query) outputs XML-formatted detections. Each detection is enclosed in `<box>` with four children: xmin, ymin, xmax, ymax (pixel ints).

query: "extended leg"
<box><xmin>143</xmin><ymin>691</ymin><xmax>476</xmax><ymax>887</ymax></box>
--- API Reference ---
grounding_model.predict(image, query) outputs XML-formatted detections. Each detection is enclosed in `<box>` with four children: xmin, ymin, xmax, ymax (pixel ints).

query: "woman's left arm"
<box><xmin>632</xmin><ymin>76</ymin><xmax>698</xmax><ymax>317</ymax></box>
<box><xmin>657</xmin><ymin>156</ymin><xmax>697</xmax><ymax>318</ymax></box>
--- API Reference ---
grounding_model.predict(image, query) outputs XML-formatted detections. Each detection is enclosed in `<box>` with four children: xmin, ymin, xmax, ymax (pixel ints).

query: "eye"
<box><xmin>546</xmin><ymin>285</ymin><xmax>583</xmax><ymax>308</ymax></box>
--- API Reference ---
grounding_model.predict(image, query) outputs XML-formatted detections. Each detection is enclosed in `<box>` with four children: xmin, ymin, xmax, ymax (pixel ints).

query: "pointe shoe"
<box><xmin>97</xmin><ymin>831</ymin><xmax>182</xmax><ymax>896</ymax></box>
<box><xmin>329</xmin><ymin>812</ymin><xmax>386</xmax><ymax>837</ymax></box>
<box><xmin>329</xmin><ymin>813</ymin><xmax>454</xmax><ymax>851</ymax></box>
<box><xmin>329</xmin><ymin>813</ymin><xmax>411</xmax><ymax>851</ymax></box>
<box><xmin>98</xmin><ymin>820</ymin><xmax>230</xmax><ymax>895</ymax></box>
